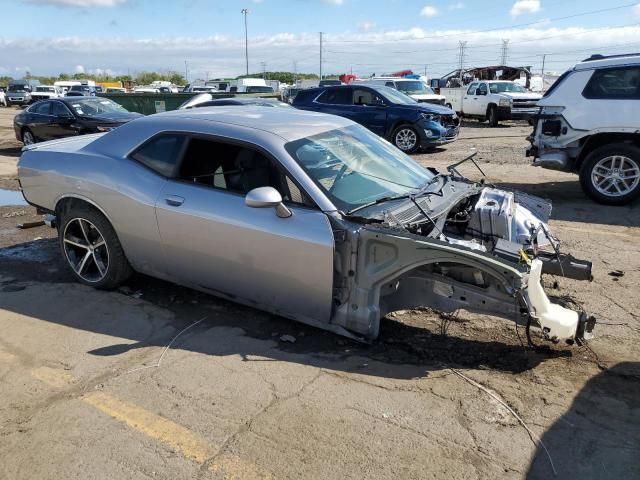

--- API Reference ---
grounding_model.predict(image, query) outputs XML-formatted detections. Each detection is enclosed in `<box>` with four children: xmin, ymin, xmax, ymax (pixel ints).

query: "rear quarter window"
<box><xmin>130</xmin><ymin>134</ymin><xmax>187</xmax><ymax>177</ymax></box>
<box><xmin>582</xmin><ymin>66</ymin><xmax>640</xmax><ymax>99</ymax></box>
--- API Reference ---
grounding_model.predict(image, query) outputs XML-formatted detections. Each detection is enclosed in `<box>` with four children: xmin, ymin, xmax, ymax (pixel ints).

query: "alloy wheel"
<box><xmin>591</xmin><ymin>155</ymin><xmax>640</xmax><ymax>198</ymax></box>
<box><xmin>22</xmin><ymin>130</ymin><xmax>35</xmax><ymax>145</ymax></box>
<box><xmin>395</xmin><ymin>128</ymin><xmax>417</xmax><ymax>151</ymax></box>
<box><xmin>63</xmin><ymin>218</ymin><xmax>110</xmax><ymax>283</ymax></box>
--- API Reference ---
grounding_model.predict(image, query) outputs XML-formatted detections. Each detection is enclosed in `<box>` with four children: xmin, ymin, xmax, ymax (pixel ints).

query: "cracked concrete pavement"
<box><xmin>0</xmin><ymin>109</ymin><xmax>639</xmax><ymax>479</ymax></box>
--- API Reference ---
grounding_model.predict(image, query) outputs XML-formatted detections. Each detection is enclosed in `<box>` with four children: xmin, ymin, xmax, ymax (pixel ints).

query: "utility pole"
<box><xmin>261</xmin><ymin>62</ymin><xmax>266</xmax><ymax>79</ymax></box>
<box><xmin>424</xmin><ymin>65</ymin><xmax>427</xmax><ymax>78</ymax></box>
<box><xmin>457</xmin><ymin>41</ymin><xmax>467</xmax><ymax>83</ymax></box>
<box><xmin>241</xmin><ymin>9</ymin><xmax>249</xmax><ymax>76</ymax></box>
<box><xmin>293</xmin><ymin>60</ymin><xmax>298</xmax><ymax>85</ymax></box>
<box><xmin>184</xmin><ymin>60</ymin><xmax>189</xmax><ymax>83</ymax></box>
<box><xmin>319</xmin><ymin>32</ymin><xmax>323</xmax><ymax>80</ymax></box>
<box><xmin>500</xmin><ymin>39</ymin><xmax>509</xmax><ymax>65</ymax></box>
<box><xmin>541</xmin><ymin>54</ymin><xmax>547</xmax><ymax>90</ymax></box>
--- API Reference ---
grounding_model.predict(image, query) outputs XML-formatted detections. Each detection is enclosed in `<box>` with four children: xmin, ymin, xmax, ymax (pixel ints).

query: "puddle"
<box><xmin>0</xmin><ymin>189</ymin><xmax>27</xmax><ymax>206</ymax></box>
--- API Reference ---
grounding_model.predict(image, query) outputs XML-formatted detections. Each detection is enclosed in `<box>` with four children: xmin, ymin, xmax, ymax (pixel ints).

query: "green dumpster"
<box><xmin>99</xmin><ymin>92</ymin><xmax>281</xmax><ymax>115</ymax></box>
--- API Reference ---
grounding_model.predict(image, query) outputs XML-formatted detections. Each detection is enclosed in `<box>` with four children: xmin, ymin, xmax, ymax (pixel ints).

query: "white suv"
<box><xmin>528</xmin><ymin>53</ymin><xmax>640</xmax><ymax>205</ymax></box>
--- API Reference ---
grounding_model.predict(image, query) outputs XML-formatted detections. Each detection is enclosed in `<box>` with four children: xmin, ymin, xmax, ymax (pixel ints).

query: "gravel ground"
<box><xmin>0</xmin><ymin>108</ymin><xmax>638</xmax><ymax>480</ymax></box>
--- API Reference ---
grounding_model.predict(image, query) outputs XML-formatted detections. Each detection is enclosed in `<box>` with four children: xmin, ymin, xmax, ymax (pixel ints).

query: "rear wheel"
<box><xmin>22</xmin><ymin>128</ymin><xmax>35</xmax><ymax>145</ymax></box>
<box><xmin>487</xmin><ymin>105</ymin><xmax>499</xmax><ymax>127</ymax></box>
<box><xmin>392</xmin><ymin>125</ymin><xmax>420</xmax><ymax>154</ymax></box>
<box><xmin>58</xmin><ymin>205</ymin><xmax>132</xmax><ymax>288</ymax></box>
<box><xmin>579</xmin><ymin>143</ymin><xmax>640</xmax><ymax>205</ymax></box>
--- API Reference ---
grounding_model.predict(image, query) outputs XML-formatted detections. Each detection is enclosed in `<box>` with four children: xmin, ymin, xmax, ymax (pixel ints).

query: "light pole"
<box><xmin>241</xmin><ymin>9</ymin><xmax>249</xmax><ymax>76</ymax></box>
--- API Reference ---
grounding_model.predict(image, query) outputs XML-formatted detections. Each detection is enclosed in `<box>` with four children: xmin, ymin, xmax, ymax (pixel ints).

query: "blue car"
<box><xmin>293</xmin><ymin>85</ymin><xmax>459</xmax><ymax>153</ymax></box>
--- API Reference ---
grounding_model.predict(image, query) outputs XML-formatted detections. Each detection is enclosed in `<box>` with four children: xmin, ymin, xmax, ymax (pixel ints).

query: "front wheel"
<box><xmin>22</xmin><ymin>128</ymin><xmax>36</xmax><ymax>145</ymax></box>
<box><xmin>58</xmin><ymin>205</ymin><xmax>132</xmax><ymax>288</ymax></box>
<box><xmin>392</xmin><ymin>125</ymin><xmax>420</xmax><ymax>154</ymax></box>
<box><xmin>487</xmin><ymin>105</ymin><xmax>498</xmax><ymax>127</ymax></box>
<box><xmin>579</xmin><ymin>144</ymin><xmax>640</xmax><ymax>205</ymax></box>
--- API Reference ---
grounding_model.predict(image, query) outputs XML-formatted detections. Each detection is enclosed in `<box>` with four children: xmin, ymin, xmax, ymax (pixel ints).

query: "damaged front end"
<box><xmin>328</xmin><ymin>174</ymin><xmax>595</xmax><ymax>345</ymax></box>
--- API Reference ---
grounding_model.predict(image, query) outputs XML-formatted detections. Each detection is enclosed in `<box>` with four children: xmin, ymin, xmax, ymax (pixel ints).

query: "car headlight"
<box><xmin>96</xmin><ymin>125</ymin><xmax>116</xmax><ymax>132</ymax></box>
<box><xmin>420</xmin><ymin>112</ymin><xmax>434</xmax><ymax>122</ymax></box>
<box><xmin>498</xmin><ymin>98</ymin><xmax>511</xmax><ymax>107</ymax></box>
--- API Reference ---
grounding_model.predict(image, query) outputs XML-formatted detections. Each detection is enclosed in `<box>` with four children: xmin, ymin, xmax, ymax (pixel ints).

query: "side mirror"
<box><xmin>245</xmin><ymin>186</ymin><xmax>292</xmax><ymax>218</ymax></box>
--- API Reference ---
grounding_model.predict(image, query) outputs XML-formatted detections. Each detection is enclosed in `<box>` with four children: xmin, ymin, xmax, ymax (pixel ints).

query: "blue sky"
<box><xmin>2</xmin><ymin>0</ymin><xmax>640</xmax><ymax>79</ymax></box>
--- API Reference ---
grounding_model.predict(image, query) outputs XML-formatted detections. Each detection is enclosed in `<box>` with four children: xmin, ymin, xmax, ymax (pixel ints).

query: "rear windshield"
<box><xmin>246</xmin><ymin>86</ymin><xmax>274</xmax><ymax>93</ymax></box>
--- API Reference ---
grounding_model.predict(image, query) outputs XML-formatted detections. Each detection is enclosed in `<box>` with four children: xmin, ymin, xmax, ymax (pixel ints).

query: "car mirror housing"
<box><xmin>245</xmin><ymin>187</ymin><xmax>292</xmax><ymax>218</ymax></box>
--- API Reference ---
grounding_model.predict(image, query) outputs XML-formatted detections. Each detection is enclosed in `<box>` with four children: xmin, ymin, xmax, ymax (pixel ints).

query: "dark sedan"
<box><xmin>293</xmin><ymin>85</ymin><xmax>459</xmax><ymax>153</ymax></box>
<box><xmin>14</xmin><ymin>97</ymin><xmax>143</xmax><ymax>145</ymax></box>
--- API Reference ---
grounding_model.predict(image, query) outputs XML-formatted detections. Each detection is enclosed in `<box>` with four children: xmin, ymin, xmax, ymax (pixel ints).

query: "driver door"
<box><xmin>475</xmin><ymin>83</ymin><xmax>490</xmax><ymax>116</ymax></box>
<box><xmin>153</xmin><ymin>134</ymin><xmax>335</xmax><ymax>325</ymax></box>
<box><xmin>349</xmin><ymin>88</ymin><xmax>387</xmax><ymax>136</ymax></box>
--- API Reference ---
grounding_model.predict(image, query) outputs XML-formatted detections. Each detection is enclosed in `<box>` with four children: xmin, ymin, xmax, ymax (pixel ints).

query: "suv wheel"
<box><xmin>487</xmin><ymin>105</ymin><xmax>499</xmax><ymax>127</ymax></box>
<box><xmin>392</xmin><ymin>125</ymin><xmax>420</xmax><ymax>154</ymax></box>
<box><xmin>580</xmin><ymin>143</ymin><xmax>640</xmax><ymax>205</ymax></box>
<box><xmin>59</xmin><ymin>205</ymin><xmax>132</xmax><ymax>288</ymax></box>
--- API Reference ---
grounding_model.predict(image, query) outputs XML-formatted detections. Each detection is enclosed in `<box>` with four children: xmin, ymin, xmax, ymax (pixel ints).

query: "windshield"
<box><xmin>8</xmin><ymin>85</ymin><xmax>28</xmax><ymax>92</ymax></box>
<box><xmin>285</xmin><ymin>125</ymin><xmax>433</xmax><ymax>212</ymax></box>
<box><xmin>36</xmin><ymin>86</ymin><xmax>55</xmax><ymax>92</ymax></box>
<box><xmin>70</xmin><ymin>85</ymin><xmax>91</xmax><ymax>91</ymax></box>
<box><xmin>371</xmin><ymin>86</ymin><xmax>417</xmax><ymax>105</ymax></box>
<box><xmin>246</xmin><ymin>86</ymin><xmax>274</xmax><ymax>93</ymax></box>
<box><xmin>68</xmin><ymin>98</ymin><xmax>127</xmax><ymax>116</ymax></box>
<box><xmin>396</xmin><ymin>81</ymin><xmax>435</xmax><ymax>95</ymax></box>
<box><xmin>489</xmin><ymin>82</ymin><xmax>527</xmax><ymax>93</ymax></box>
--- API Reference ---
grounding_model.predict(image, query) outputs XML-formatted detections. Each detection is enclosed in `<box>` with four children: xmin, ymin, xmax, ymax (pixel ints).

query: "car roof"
<box><xmin>148</xmin><ymin>106</ymin><xmax>353</xmax><ymax>141</ymax></box>
<box><xmin>575</xmin><ymin>53</ymin><xmax>640</xmax><ymax>71</ymax></box>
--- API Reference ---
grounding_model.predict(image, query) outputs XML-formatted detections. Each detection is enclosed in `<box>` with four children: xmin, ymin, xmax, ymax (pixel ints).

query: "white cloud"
<box><xmin>420</xmin><ymin>5</ymin><xmax>438</xmax><ymax>17</ymax></box>
<box><xmin>251</xmin><ymin>0</ymin><xmax>263</xmax><ymax>3</ymax></box>
<box><xmin>2</xmin><ymin>25</ymin><xmax>640</xmax><ymax>80</ymax></box>
<box><xmin>74</xmin><ymin>65</ymin><xmax>85</xmax><ymax>73</ymax></box>
<box><xmin>358</xmin><ymin>21</ymin><xmax>376</xmax><ymax>32</ymax></box>
<box><xmin>510</xmin><ymin>0</ymin><xmax>540</xmax><ymax>17</ymax></box>
<box><xmin>448</xmin><ymin>2</ymin><xmax>465</xmax><ymax>10</ymax></box>
<box><xmin>26</xmin><ymin>0</ymin><xmax>125</xmax><ymax>6</ymax></box>
<box><xmin>322</xmin><ymin>0</ymin><xmax>343</xmax><ymax>5</ymax></box>
<box><xmin>633</xmin><ymin>3</ymin><xmax>640</xmax><ymax>16</ymax></box>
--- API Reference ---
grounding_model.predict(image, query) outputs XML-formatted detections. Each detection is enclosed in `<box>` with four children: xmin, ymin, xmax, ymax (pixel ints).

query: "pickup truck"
<box><xmin>441</xmin><ymin>80</ymin><xmax>541</xmax><ymax>127</ymax></box>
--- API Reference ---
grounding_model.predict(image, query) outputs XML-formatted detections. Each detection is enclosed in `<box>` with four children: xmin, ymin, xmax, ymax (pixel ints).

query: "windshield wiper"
<box><xmin>346</xmin><ymin>193</ymin><xmax>416</xmax><ymax>215</ymax></box>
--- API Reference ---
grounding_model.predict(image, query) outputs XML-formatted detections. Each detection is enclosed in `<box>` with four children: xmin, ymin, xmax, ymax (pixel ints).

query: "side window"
<box><xmin>477</xmin><ymin>83</ymin><xmax>488</xmax><ymax>95</ymax></box>
<box><xmin>385</xmin><ymin>81</ymin><xmax>395</xmax><ymax>88</ymax></box>
<box><xmin>467</xmin><ymin>83</ymin><xmax>478</xmax><ymax>95</ymax></box>
<box><xmin>353</xmin><ymin>89</ymin><xmax>383</xmax><ymax>106</ymax></box>
<box><xmin>176</xmin><ymin>138</ymin><xmax>312</xmax><ymax>206</ymax></box>
<box><xmin>32</xmin><ymin>102</ymin><xmax>51</xmax><ymax>115</ymax></box>
<box><xmin>130</xmin><ymin>134</ymin><xmax>187</xmax><ymax>177</ymax></box>
<box><xmin>316</xmin><ymin>88</ymin><xmax>352</xmax><ymax>105</ymax></box>
<box><xmin>52</xmin><ymin>102</ymin><xmax>72</xmax><ymax>116</ymax></box>
<box><xmin>583</xmin><ymin>67</ymin><xmax>640</xmax><ymax>99</ymax></box>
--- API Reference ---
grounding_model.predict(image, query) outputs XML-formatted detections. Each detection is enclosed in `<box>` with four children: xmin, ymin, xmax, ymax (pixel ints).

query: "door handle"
<box><xmin>165</xmin><ymin>195</ymin><xmax>184</xmax><ymax>207</ymax></box>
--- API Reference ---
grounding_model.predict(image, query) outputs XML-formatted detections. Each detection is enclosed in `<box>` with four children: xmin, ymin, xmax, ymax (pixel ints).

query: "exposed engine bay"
<box><xmin>329</xmin><ymin>171</ymin><xmax>595</xmax><ymax>346</ymax></box>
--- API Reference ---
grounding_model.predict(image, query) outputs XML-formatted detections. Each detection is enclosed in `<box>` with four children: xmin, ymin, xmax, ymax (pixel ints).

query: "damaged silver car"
<box><xmin>17</xmin><ymin>107</ymin><xmax>595</xmax><ymax>344</ymax></box>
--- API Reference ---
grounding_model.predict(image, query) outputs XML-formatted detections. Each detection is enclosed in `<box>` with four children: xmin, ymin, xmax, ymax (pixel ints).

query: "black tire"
<box><xmin>58</xmin><ymin>205</ymin><xmax>132</xmax><ymax>289</ymax></box>
<box><xmin>21</xmin><ymin>127</ymin><xmax>36</xmax><ymax>145</ymax></box>
<box><xmin>391</xmin><ymin>125</ymin><xmax>420</xmax><ymax>154</ymax></box>
<box><xmin>487</xmin><ymin>105</ymin><xmax>499</xmax><ymax>127</ymax></box>
<box><xmin>579</xmin><ymin>143</ymin><xmax>640</xmax><ymax>206</ymax></box>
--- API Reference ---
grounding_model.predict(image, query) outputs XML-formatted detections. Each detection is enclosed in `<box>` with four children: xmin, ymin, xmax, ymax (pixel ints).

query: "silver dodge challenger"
<box><xmin>17</xmin><ymin>107</ymin><xmax>595</xmax><ymax>344</ymax></box>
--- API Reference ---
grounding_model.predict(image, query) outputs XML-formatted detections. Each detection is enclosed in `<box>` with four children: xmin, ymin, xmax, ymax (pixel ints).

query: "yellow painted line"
<box><xmin>31</xmin><ymin>366</ymin><xmax>75</xmax><ymax>388</ymax></box>
<box><xmin>209</xmin><ymin>453</ymin><xmax>273</xmax><ymax>480</ymax></box>
<box><xmin>82</xmin><ymin>391</ymin><xmax>214</xmax><ymax>463</ymax></box>
<box><xmin>23</xmin><ymin>365</ymin><xmax>271</xmax><ymax>477</ymax></box>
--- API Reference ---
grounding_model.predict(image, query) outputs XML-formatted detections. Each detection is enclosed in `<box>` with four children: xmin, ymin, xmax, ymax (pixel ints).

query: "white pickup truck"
<box><xmin>441</xmin><ymin>80</ymin><xmax>541</xmax><ymax>127</ymax></box>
